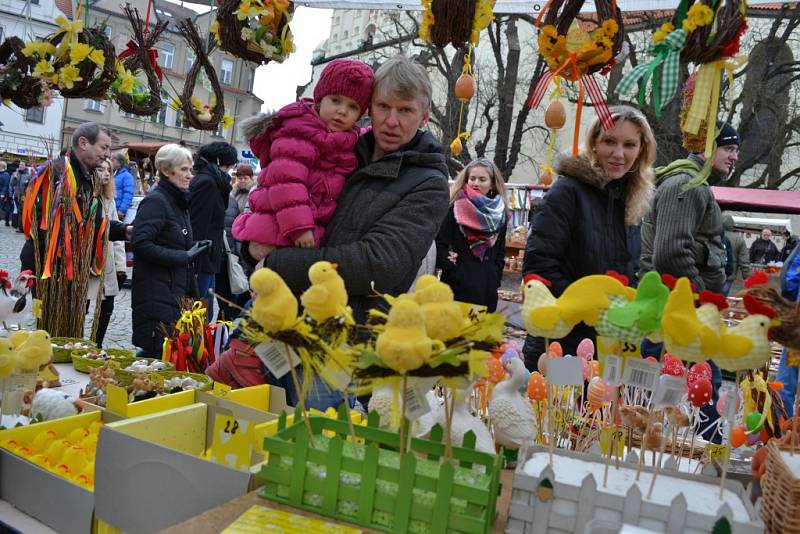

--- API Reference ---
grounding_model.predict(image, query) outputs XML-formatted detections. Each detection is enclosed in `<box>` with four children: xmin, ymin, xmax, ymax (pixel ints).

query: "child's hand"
<box><xmin>294</xmin><ymin>230</ymin><xmax>315</xmax><ymax>248</ymax></box>
<box><xmin>249</xmin><ymin>241</ymin><xmax>274</xmax><ymax>261</ymax></box>
<box><xmin>448</xmin><ymin>250</ymin><xmax>458</xmax><ymax>264</ymax></box>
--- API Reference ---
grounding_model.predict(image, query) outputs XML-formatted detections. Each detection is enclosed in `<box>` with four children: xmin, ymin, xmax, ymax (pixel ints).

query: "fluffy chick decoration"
<box><xmin>376</xmin><ymin>299</ymin><xmax>436</xmax><ymax>374</ymax></box>
<box><xmin>249</xmin><ymin>268</ymin><xmax>298</xmax><ymax>333</ymax></box>
<box><xmin>30</xmin><ymin>389</ymin><xmax>78</xmax><ymax>421</ymax></box>
<box><xmin>0</xmin><ymin>338</ymin><xmax>14</xmax><ymax>378</ymax></box>
<box><xmin>15</xmin><ymin>330</ymin><xmax>52</xmax><ymax>370</ymax></box>
<box><xmin>300</xmin><ymin>261</ymin><xmax>348</xmax><ymax>323</ymax></box>
<box><xmin>412</xmin><ymin>274</ymin><xmax>464</xmax><ymax>341</ymax></box>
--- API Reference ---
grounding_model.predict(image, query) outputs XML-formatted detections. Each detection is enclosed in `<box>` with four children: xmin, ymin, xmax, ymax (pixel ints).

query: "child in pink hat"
<box><xmin>233</xmin><ymin>59</ymin><xmax>373</xmax><ymax>251</ymax></box>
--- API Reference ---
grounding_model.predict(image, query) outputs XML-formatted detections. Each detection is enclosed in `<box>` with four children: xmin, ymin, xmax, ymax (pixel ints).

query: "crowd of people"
<box><xmin>4</xmin><ymin>54</ymin><xmax>799</xmax><ymax>415</ymax></box>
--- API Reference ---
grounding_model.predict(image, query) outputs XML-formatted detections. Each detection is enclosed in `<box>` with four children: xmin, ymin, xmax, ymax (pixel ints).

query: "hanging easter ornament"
<box><xmin>176</xmin><ymin>19</ymin><xmax>226</xmax><ymax>131</ymax></box>
<box><xmin>539</xmin><ymin>84</ymin><xmax>566</xmax><ymax>186</ymax></box>
<box><xmin>0</xmin><ymin>37</ymin><xmax>49</xmax><ymax>108</ymax></box>
<box><xmin>213</xmin><ymin>0</ymin><xmax>294</xmax><ymax>65</ymax></box>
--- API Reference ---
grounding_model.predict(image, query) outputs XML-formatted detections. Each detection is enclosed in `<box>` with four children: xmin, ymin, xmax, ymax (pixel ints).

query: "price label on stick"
<box><xmin>621</xmin><ymin>358</ymin><xmax>660</xmax><ymax>391</ymax></box>
<box><xmin>620</xmin><ymin>341</ymin><xmax>641</xmax><ymax>359</ymax></box>
<box><xmin>547</xmin><ymin>357</ymin><xmax>584</xmax><ymax>386</ymax></box>
<box><xmin>602</xmin><ymin>354</ymin><xmax>622</xmax><ymax>386</ymax></box>
<box><xmin>599</xmin><ymin>427</ymin><xmax>625</xmax><ymax>457</ymax></box>
<box><xmin>403</xmin><ymin>378</ymin><xmax>431</xmax><ymax>421</ymax></box>
<box><xmin>255</xmin><ymin>341</ymin><xmax>300</xmax><ymax>379</ymax></box>
<box><xmin>653</xmin><ymin>375</ymin><xmax>686</xmax><ymax>407</ymax></box>
<box><xmin>705</xmin><ymin>443</ymin><xmax>729</xmax><ymax>462</ymax></box>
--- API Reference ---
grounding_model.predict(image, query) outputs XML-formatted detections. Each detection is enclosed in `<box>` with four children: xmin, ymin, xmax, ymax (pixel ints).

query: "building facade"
<box><xmin>60</xmin><ymin>0</ymin><xmax>263</xmax><ymax>156</ymax></box>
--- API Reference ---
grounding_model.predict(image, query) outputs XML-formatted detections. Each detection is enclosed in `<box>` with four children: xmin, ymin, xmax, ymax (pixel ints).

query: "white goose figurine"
<box><xmin>488</xmin><ymin>357</ymin><xmax>537</xmax><ymax>450</ymax></box>
<box><xmin>416</xmin><ymin>387</ymin><xmax>495</xmax><ymax>455</ymax></box>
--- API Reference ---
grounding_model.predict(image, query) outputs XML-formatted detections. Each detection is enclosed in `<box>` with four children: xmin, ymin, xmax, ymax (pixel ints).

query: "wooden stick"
<box><xmin>647</xmin><ymin>411</ymin><xmax>667</xmax><ymax>499</ymax></box>
<box><xmin>445</xmin><ymin>387</ymin><xmax>456</xmax><ymax>460</ymax></box>
<box><xmin>719</xmin><ymin>370</ymin><xmax>740</xmax><ymax>499</ymax></box>
<box><xmin>793</xmin><ymin>375</ymin><xmax>799</xmax><ymax>456</ymax></box>
<box><xmin>636</xmin><ymin>409</ymin><xmax>655</xmax><ymax>481</ymax></box>
<box><xmin>548</xmin><ymin>384</ymin><xmax>555</xmax><ymax>466</ymax></box>
<box><xmin>285</xmin><ymin>343</ymin><xmax>314</xmax><ymax>447</ymax></box>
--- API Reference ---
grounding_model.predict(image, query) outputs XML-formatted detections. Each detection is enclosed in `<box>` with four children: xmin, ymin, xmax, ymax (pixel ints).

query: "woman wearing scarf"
<box><xmin>436</xmin><ymin>158</ymin><xmax>508</xmax><ymax>311</ymax></box>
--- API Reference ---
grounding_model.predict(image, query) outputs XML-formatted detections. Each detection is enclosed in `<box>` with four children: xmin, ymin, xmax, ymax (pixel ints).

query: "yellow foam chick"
<box><xmin>375</xmin><ymin>299</ymin><xmax>435</xmax><ymax>374</ymax></box>
<box><xmin>73</xmin><ymin>471</ymin><xmax>93</xmax><ymax>489</ymax></box>
<box><xmin>58</xmin><ymin>446</ymin><xmax>87</xmax><ymax>474</ymax></box>
<box><xmin>8</xmin><ymin>330</ymin><xmax>29</xmax><ymax>349</ymax></box>
<box><xmin>30</xmin><ymin>429</ymin><xmax>57</xmax><ymax>453</ymax></box>
<box><xmin>88</xmin><ymin>420</ymin><xmax>103</xmax><ymax>435</ymax></box>
<box><xmin>411</xmin><ymin>275</ymin><xmax>463</xmax><ymax>341</ymax></box>
<box><xmin>67</xmin><ymin>427</ymin><xmax>89</xmax><ymax>443</ymax></box>
<box><xmin>31</xmin><ymin>454</ymin><xmax>52</xmax><ymax>469</ymax></box>
<box><xmin>300</xmin><ymin>261</ymin><xmax>347</xmax><ymax>322</ymax></box>
<box><xmin>556</xmin><ymin>275</ymin><xmax>628</xmax><ymax>327</ymax></box>
<box><xmin>3</xmin><ymin>439</ymin><xmax>21</xmax><ymax>452</ymax></box>
<box><xmin>15</xmin><ymin>330</ymin><xmax>52</xmax><ymax>370</ymax></box>
<box><xmin>249</xmin><ymin>268</ymin><xmax>298</xmax><ymax>333</ymax></box>
<box><xmin>80</xmin><ymin>434</ymin><xmax>98</xmax><ymax>452</ymax></box>
<box><xmin>521</xmin><ymin>278</ymin><xmax>571</xmax><ymax>339</ymax></box>
<box><xmin>43</xmin><ymin>440</ymin><xmax>69</xmax><ymax>466</ymax></box>
<box><xmin>661</xmin><ymin>278</ymin><xmax>703</xmax><ymax>346</ymax></box>
<box><xmin>716</xmin><ymin>315</ymin><xmax>776</xmax><ymax>371</ymax></box>
<box><xmin>0</xmin><ymin>338</ymin><xmax>15</xmax><ymax>378</ymax></box>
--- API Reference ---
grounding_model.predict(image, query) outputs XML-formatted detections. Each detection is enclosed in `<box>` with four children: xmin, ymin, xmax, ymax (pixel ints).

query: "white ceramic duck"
<box><xmin>488</xmin><ymin>357</ymin><xmax>537</xmax><ymax>450</ymax></box>
<box><xmin>416</xmin><ymin>387</ymin><xmax>495</xmax><ymax>455</ymax></box>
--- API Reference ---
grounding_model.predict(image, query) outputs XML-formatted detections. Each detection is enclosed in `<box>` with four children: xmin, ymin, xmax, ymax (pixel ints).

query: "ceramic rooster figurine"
<box><xmin>0</xmin><ymin>270</ymin><xmax>35</xmax><ymax>330</ymax></box>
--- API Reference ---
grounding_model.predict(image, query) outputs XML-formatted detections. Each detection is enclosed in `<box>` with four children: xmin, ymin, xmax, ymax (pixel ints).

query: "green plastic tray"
<box><xmin>71</xmin><ymin>348</ymin><xmax>137</xmax><ymax>373</ymax></box>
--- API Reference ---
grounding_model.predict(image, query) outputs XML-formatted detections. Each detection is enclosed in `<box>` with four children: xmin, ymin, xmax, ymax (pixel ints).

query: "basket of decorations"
<box><xmin>71</xmin><ymin>348</ymin><xmax>137</xmax><ymax>373</ymax></box>
<box><xmin>51</xmin><ymin>337</ymin><xmax>96</xmax><ymax>363</ymax></box>
<box><xmin>212</xmin><ymin>0</ymin><xmax>294</xmax><ymax>65</ymax></box>
<box><xmin>114</xmin><ymin>358</ymin><xmax>174</xmax><ymax>379</ymax></box>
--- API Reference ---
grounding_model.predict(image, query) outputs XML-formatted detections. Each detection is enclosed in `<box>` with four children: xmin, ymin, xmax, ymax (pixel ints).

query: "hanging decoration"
<box><xmin>540</xmin><ymin>82</ymin><xmax>566</xmax><ymax>185</ymax></box>
<box><xmin>112</xmin><ymin>5</ymin><xmax>169</xmax><ymax>116</ymax></box>
<box><xmin>0</xmin><ymin>37</ymin><xmax>51</xmax><ymax>109</ymax></box>
<box><xmin>527</xmin><ymin>0</ymin><xmax>623</xmax><ymax>155</ymax></box>
<box><xmin>176</xmin><ymin>19</ymin><xmax>225</xmax><ymax>131</ymax></box>
<box><xmin>212</xmin><ymin>0</ymin><xmax>294</xmax><ymax>65</ymax></box>
<box><xmin>419</xmin><ymin>0</ymin><xmax>495</xmax><ymax>49</ymax></box>
<box><xmin>449</xmin><ymin>46</ymin><xmax>475</xmax><ymax>156</ymax></box>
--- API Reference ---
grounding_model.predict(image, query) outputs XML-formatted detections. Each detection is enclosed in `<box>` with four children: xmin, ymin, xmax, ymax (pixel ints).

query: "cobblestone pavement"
<box><xmin>0</xmin><ymin>223</ymin><xmax>135</xmax><ymax>349</ymax></box>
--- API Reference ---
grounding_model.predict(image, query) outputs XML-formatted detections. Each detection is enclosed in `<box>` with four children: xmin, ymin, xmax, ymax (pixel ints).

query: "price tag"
<box><xmin>619</xmin><ymin>341</ymin><xmax>641</xmax><ymax>359</ymax></box>
<box><xmin>319</xmin><ymin>362</ymin><xmax>351</xmax><ymax>391</ymax></box>
<box><xmin>788</xmin><ymin>349</ymin><xmax>800</xmax><ymax>367</ymax></box>
<box><xmin>705</xmin><ymin>443</ymin><xmax>729</xmax><ymax>462</ymax></box>
<box><xmin>602</xmin><ymin>354</ymin><xmax>622</xmax><ymax>386</ymax></box>
<box><xmin>255</xmin><ymin>341</ymin><xmax>300</xmax><ymax>379</ymax></box>
<box><xmin>210</xmin><ymin>414</ymin><xmax>253</xmax><ymax>470</ymax></box>
<box><xmin>719</xmin><ymin>384</ymin><xmax>739</xmax><ymax>422</ymax></box>
<box><xmin>213</xmin><ymin>382</ymin><xmax>232</xmax><ymax>398</ymax></box>
<box><xmin>547</xmin><ymin>357</ymin><xmax>584</xmax><ymax>386</ymax></box>
<box><xmin>653</xmin><ymin>375</ymin><xmax>686</xmax><ymax>407</ymax></box>
<box><xmin>403</xmin><ymin>377</ymin><xmax>432</xmax><ymax>421</ymax></box>
<box><xmin>599</xmin><ymin>427</ymin><xmax>625</xmax><ymax>457</ymax></box>
<box><xmin>622</xmin><ymin>358</ymin><xmax>660</xmax><ymax>390</ymax></box>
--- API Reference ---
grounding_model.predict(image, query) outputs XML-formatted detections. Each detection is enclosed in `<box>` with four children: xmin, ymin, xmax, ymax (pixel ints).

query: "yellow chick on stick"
<box><xmin>661</xmin><ymin>278</ymin><xmax>720</xmax><ymax>360</ymax></box>
<box><xmin>15</xmin><ymin>330</ymin><xmax>53</xmax><ymax>370</ymax></box>
<box><xmin>376</xmin><ymin>299</ymin><xmax>435</xmax><ymax>374</ymax></box>
<box><xmin>249</xmin><ymin>268</ymin><xmax>298</xmax><ymax>333</ymax></box>
<box><xmin>412</xmin><ymin>275</ymin><xmax>463</xmax><ymax>341</ymax></box>
<box><xmin>300</xmin><ymin>261</ymin><xmax>348</xmax><ymax>323</ymax></box>
<box><xmin>0</xmin><ymin>338</ymin><xmax>15</xmax><ymax>378</ymax></box>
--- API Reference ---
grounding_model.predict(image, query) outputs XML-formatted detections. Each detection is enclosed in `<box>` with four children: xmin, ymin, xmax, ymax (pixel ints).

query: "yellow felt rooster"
<box><xmin>713</xmin><ymin>295</ymin><xmax>777</xmax><ymax>371</ymax></box>
<box><xmin>300</xmin><ymin>261</ymin><xmax>348</xmax><ymax>323</ymax></box>
<box><xmin>15</xmin><ymin>330</ymin><xmax>52</xmax><ymax>370</ymax></box>
<box><xmin>0</xmin><ymin>338</ymin><xmax>15</xmax><ymax>378</ymax></box>
<box><xmin>661</xmin><ymin>278</ymin><xmax>721</xmax><ymax>362</ymax></box>
<box><xmin>520</xmin><ymin>275</ymin><xmax>571</xmax><ymax>339</ymax></box>
<box><xmin>376</xmin><ymin>299</ymin><xmax>436</xmax><ymax>374</ymax></box>
<box><xmin>249</xmin><ymin>268</ymin><xmax>298</xmax><ymax>333</ymax></box>
<box><xmin>411</xmin><ymin>274</ymin><xmax>464</xmax><ymax>341</ymax></box>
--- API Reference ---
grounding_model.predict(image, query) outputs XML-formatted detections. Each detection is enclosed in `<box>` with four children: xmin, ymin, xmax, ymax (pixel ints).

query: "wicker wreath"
<box><xmin>114</xmin><ymin>6</ymin><xmax>169</xmax><ymax>116</ymax></box>
<box><xmin>215</xmin><ymin>0</ymin><xmax>292</xmax><ymax>65</ymax></box>
<box><xmin>0</xmin><ymin>37</ymin><xmax>46</xmax><ymax>108</ymax></box>
<box><xmin>679</xmin><ymin>0</ymin><xmax>746</xmax><ymax>64</ymax></box>
<box><xmin>177</xmin><ymin>19</ymin><xmax>224</xmax><ymax>131</ymax></box>
<box><xmin>48</xmin><ymin>27</ymin><xmax>116</xmax><ymax>99</ymax></box>
<box><xmin>427</xmin><ymin>0</ymin><xmax>477</xmax><ymax>49</ymax></box>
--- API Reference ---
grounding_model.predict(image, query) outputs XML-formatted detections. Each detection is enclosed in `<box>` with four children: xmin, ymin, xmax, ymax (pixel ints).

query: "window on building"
<box><xmin>84</xmin><ymin>99</ymin><xmax>104</xmax><ymax>113</ymax></box>
<box><xmin>334</xmin><ymin>15</ymin><xmax>340</xmax><ymax>25</ymax></box>
<box><xmin>0</xmin><ymin>27</ymin><xmax>5</xmax><ymax>43</ymax></box>
<box><xmin>157</xmin><ymin>42</ymin><xmax>174</xmax><ymax>70</ymax></box>
<box><xmin>214</xmin><ymin>120</ymin><xmax>224</xmax><ymax>137</ymax></box>
<box><xmin>343</xmin><ymin>30</ymin><xmax>349</xmax><ymax>41</ymax></box>
<box><xmin>220</xmin><ymin>59</ymin><xmax>233</xmax><ymax>85</ymax></box>
<box><xmin>153</xmin><ymin>90</ymin><xmax>169</xmax><ymax>124</ymax></box>
<box><xmin>25</xmin><ymin>106</ymin><xmax>44</xmax><ymax>123</ymax></box>
<box><xmin>331</xmin><ymin>33</ymin><xmax>338</xmax><ymax>43</ymax></box>
<box><xmin>246</xmin><ymin>68</ymin><xmax>254</xmax><ymax>93</ymax></box>
<box><xmin>185</xmin><ymin>51</ymin><xmax>195</xmax><ymax>73</ymax></box>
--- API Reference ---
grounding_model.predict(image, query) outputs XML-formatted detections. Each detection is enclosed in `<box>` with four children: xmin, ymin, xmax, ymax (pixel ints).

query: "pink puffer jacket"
<box><xmin>232</xmin><ymin>99</ymin><xmax>358</xmax><ymax>247</ymax></box>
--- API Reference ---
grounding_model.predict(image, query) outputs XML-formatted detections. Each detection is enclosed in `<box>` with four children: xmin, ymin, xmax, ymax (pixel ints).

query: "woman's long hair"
<box><xmin>449</xmin><ymin>157</ymin><xmax>509</xmax><ymax>207</ymax></box>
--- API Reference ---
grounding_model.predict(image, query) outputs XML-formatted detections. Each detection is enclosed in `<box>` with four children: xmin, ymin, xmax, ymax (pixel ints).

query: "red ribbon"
<box><xmin>118</xmin><ymin>39</ymin><xmax>163</xmax><ymax>81</ymax></box>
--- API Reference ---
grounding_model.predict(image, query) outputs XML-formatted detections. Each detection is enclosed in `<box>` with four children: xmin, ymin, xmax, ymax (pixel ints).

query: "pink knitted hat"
<box><xmin>313</xmin><ymin>59</ymin><xmax>374</xmax><ymax>115</ymax></box>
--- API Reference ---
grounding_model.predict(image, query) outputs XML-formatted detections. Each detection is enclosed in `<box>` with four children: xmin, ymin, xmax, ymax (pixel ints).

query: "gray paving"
<box><xmin>0</xmin><ymin>223</ymin><xmax>135</xmax><ymax>349</ymax></box>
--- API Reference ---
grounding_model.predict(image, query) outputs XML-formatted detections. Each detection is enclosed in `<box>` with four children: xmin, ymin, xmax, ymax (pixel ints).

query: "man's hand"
<box><xmin>249</xmin><ymin>241</ymin><xmax>275</xmax><ymax>261</ymax></box>
<box><xmin>125</xmin><ymin>225</ymin><xmax>133</xmax><ymax>240</ymax></box>
<box><xmin>294</xmin><ymin>230</ymin><xmax>315</xmax><ymax>248</ymax></box>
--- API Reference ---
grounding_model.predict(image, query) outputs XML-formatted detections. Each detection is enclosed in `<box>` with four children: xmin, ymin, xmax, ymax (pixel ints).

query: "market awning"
<box><xmin>711</xmin><ymin>186</ymin><xmax>800</xmax><ymax>215</ymax></box>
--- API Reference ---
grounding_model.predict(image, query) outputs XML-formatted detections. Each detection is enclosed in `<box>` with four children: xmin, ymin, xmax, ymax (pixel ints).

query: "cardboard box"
<box><xmin>94</xmin><ymin>387</ymin><xmax>289</xmax><ymax>533</ymax></box>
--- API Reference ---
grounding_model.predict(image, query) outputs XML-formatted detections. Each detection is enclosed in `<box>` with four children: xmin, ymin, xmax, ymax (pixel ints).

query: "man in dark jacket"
<box><xmin>640</xmin><ymin>122</ymin><xmax>740</xmax><ymax>293</ymax></box>
<box><xmin>749</xmin><ymin>228</ymin><xmax>780</xmax><ymax>265</ymax></box>
<box><xmin>189</xmin><ymin>142</ymin><xmax>237</xmax><ymax>320</ymax></box>
<box><xmin>9</xmin><ymin>161</ymin><xmax>31</xmax><ymax>231</ymax></box>
<box><xmin>0</xmin><ymin>161</ymin><xmax>10</xmax><ymax>226</ymax></box>
<box><xmin>780</xmin><ymin>230</ymin><xmax>798</xmax><ymax>263</ymax></box>
<box><xmin>244</xmin><ymin>55</ymin><xmax>450</xmax><ymax>324</ymax></box>
<box><xmin>112</xmin><ymin>153</ymin><xmax>135</xmax><ymax>220</ymax></box>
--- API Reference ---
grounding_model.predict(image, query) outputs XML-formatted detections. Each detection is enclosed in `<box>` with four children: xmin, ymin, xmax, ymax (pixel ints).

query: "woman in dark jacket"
<box><xmin>189</xmin><ymin>142</ymin><xmax>237</xmax><ymax>320</ymax></box>
<box><xmin>132</xmin><ymin>144</ymin><xmax>211</xmax><ymax>356</ymax></box>
<box><xmin>522</xmin><ymin>106</ymin><xmax>656</xmax><ymax>369</ymax></box>
<box><xmin>436</xmin><ymin>158</ymin><xmax>507</xmax><ymax>311</ymax></box>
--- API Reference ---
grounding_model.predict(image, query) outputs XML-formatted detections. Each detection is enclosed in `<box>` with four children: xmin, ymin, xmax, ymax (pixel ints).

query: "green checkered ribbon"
<box><xmin>615</xmin><ymin>29</ymin><xmax>686</xmax><ymax>118</ymax></box>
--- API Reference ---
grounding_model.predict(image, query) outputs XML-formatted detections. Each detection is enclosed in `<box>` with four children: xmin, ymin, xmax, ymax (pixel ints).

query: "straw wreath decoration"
<box><xmin>113</xmin><ymin>5</ymin><xmax>169</xmax><ymax>116</ymax></box>
<box><xmin>177</xmin><ymin>19</ymin><xmax>224</xmax><ymax>131</ymax></box>
<box><xmin>211</xmin><ymin>0</ymin><xmax>294</xmax><ymax>65</ymax></box>
<box><xmin>0</xmin><ymin>36</ymin><xmax>49</xmax><ymax>109</ymax></box>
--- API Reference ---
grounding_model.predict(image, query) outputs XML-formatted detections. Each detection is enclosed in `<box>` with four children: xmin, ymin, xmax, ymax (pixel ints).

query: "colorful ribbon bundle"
<box><xmin>163</xmin><ymin>301</ymin><xmax>215</xmax><ymax>373</ymax></box>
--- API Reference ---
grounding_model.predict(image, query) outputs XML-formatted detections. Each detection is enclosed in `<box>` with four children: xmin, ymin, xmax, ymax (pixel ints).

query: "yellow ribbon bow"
<box><xmin>53</xmin><ymin>16</ymin><xmax>84</xmax><ymax>60</ymax></box>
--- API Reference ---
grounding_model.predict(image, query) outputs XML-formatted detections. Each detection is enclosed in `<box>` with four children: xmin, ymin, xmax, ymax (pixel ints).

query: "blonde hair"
<box><xmin>154</xmin><ymin>144</ymin><xmax>193</xmax><ymax>176</ymax></box>
<box><xmin>584</xmin><ymin>105</ymin><xmax>656</xmax><ymax>188</ymax></box>
<box><xmin>98</xmin><ymin>158</ymin><xmax>115</xmax><ymax>199</ymax></box>
<box><xmin>373</xmin><ymin>55</ymin><xmax>432</xmax><ymax>110</ymax></box>
<box><xmin>449</xmin><ymin>158</ymin><xmax>508</xmax><ymax>206</ymax></box>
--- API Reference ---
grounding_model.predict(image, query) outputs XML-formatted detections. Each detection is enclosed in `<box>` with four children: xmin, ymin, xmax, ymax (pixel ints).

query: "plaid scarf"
<box><xmin>453</xmin><ymin>186</ymin><xmax>506</xmax><ymax>260</ymax></box>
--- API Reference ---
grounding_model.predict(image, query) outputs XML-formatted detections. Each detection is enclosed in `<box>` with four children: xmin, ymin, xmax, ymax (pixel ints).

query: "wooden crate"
<box><xmin>260</xmin><ymin>407</ymin><xmax>503</xmax><ymax>534</ymax></box>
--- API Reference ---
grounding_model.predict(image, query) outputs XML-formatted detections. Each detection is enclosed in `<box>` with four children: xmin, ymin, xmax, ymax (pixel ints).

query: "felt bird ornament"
<box><xmin>521</xmin><ymin>275</ymin><xmax>572</xmax><ymax>339</ymax></box>
<box><xmin>661</xmin><ymin>277</ymin><xmax>721</xmax><ymax>362</ymax></box>
<box><xmin>714</xmin><ymin>297</ymin><xmax>776</xmax><ymax>371</ymax></box>
<box><xmin>375</xmin><ymin>299</ymin><xmax>436</xmax><ymax>374</ymax></box>
<box><xmin>300</xmin><ymin>261</ymin><xmax>348</xmax><ymax>323</ymax></box>
<box><xmin>607</xmin><ymin>271</ymin><xmax>670</xmax><ymax>334</ymax></box>
<box><xmin>249</xmin><ymin>268</ymin><xmax>298</xmax><ymax>333</ymax></box>
<box><xmin>411</xmin><ymin>274</ymin><xmax>464</xmax><ymax>341</ymax></box>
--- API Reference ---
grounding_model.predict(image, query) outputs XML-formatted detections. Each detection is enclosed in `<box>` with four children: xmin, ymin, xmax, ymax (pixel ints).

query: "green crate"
<box><xmin>50</xmin><ymin>337</ymin><xmax>96</xmax><ymax>363</ymax></box>
<box><xmin>260</xmin><ymin>406</ymin><xmax>503</xmax><ymax>534</ymax></box>
<box><xmin>71</xmin><ymin>348</ymin><xmax>137</xmax><ymax>373</ymax></box>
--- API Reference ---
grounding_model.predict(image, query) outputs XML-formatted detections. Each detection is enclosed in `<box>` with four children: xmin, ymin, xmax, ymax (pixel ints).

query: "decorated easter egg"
<box><xmin>661</xmin><ymin>355</ymin><xmax>685</xmax><ymax>377</ymax></box>
<box><xmin>687</xmin><ymin>378</ymin><xmax>712</xmax><ymax>407</ymax></box>
<box><xmin>717</xmin><ymin>390</ymin><xmax>741</xmax><ymax>418</ymax></box>
<box><xmin>486</xmin><ymin>358</ymin><xmax>505</xmax><ymax>384</ymax></box>
<box><xmin>644</xmin><ymin>356</ymin><xmax>658</xmax><ymax>363</ymax></box>
<box><xmin>587</xmin><ymin>378</ymin><xmax>608</xmax><ymax>407</ymax></box>
<box><xmin>537</xmin><ymin>353</ymin><xmax>549</xmax><ymax>376</ymax></box>
<box><xmin>746</xmin><ymin>411</ymin><xmax>763</xmax><ymax>432</ymax></box>
<box><xmin>517</xmin><ymin>366</ymin><xmax>532</xmax><ymax>393</ymax></box>
<box><xmin>731</xmin><ymin>426</ymin><xmax>747</xmax><ymax>448</ymax></box>
<box><xmin>576</xmin><ymin>338</ymin><xmax>594</xmax><ymax>361</ymax></box>
<box><xmin>590</xmin><ymin>360</ymin><xmax>600</xmax><ymax>380</ymax></box>
<box><xmin>687</xmin><ymin>362</ymin><xmax>712</xmax><ymax>386</ymax></box>
<box><xmin>528</xmin><ymin>372</ymin><xmax>547</xmax><ymax>402</ymax></box>
<box><xmin>501</xmin><ymin>346</ymin><xmax>521</xmax><ymax>365</ymax></box>
<box><xmin>548</xmin><ymin>342</ymin><xmax>563</xmax><ymax>357</ymax></box>
<box><xmin>581</xmin><ymin>359</ymin><xmax>591</xmax><ymax>380</ymax></box>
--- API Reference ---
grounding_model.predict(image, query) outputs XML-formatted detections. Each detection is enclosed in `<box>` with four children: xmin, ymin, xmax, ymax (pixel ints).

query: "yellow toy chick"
<box><xmin>300</xmin><ymin>261</ymin><xmax>348</xmax><ymax>323</ymax></box>
<box><xmin>411</xmin><ymin>275</ymin><xmax>464</xmax><ymax>341</ymax></box>
<box><xmin>249</xmin><ymin>268</ymin><xmax>298</xmax><ymax>333</ymax></box>
<box><xmin>555</xmin><ymin>275</ymin><xmax>629</xmax><ymax>327</ymax></box>
<box><xmin>661</xmin><ymin>278</ymin><xmax>720</xmax><ymax>361</ymax></box>
<box><xmin>715</xmin><ymin>314</ymin><xmax>776</xmax><ymax>371</ymax></box>
<box><xmin>15</xmin><ymin>330</ymin><xmax>52</xmax><ymax>370</ymax></box>
<box><xmin>376</xmin><ymin>299</ymin><xmax>435</xmax><ymax>374</ymax></box>
<box><xmin>0</xmin><ymin>338</ymin><xmax>15</xmax><ymax>378</ymax></box>
<box><xmin>8</xmin><ymin>330</ymin><xmax>29</xmax><ymax>349</ymax></box>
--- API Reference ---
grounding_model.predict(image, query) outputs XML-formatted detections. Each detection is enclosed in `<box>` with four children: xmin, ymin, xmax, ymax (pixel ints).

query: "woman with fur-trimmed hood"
<box><xmin>521</xmin><ymin>106</ymin><xmax>656</xmax><ymax>368</ymax></box>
